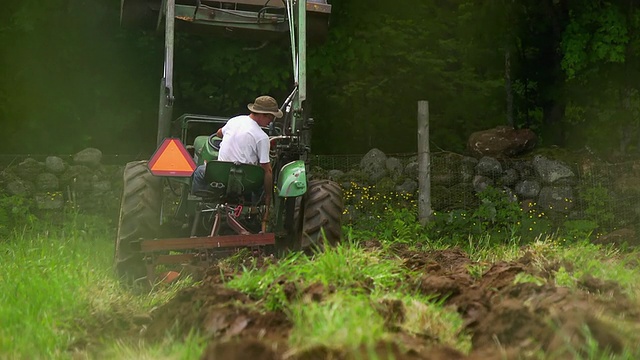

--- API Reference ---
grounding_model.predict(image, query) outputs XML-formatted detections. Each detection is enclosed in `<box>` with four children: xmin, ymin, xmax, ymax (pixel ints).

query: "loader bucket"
<box><xmin>121</xmin><ymin>0</ymin><xmax>331</xmax><ymax>42</ymax></box>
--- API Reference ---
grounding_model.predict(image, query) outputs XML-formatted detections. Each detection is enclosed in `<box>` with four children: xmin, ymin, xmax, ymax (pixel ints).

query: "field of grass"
<box><xmin>2</xmin><ymin>210</ymin><xmax>640</xmax><ymax>359</ymax></box>
<box><xmin>0</xmin><ymin>213</ymin><xmax>202</xmax><ymax>359</ymax></box>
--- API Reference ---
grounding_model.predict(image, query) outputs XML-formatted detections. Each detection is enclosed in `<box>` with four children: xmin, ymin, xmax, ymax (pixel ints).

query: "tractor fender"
<box><xmin>277</xmin><ymin>160</ymin><xmax>307</xmax><ymax>197</ymax></box>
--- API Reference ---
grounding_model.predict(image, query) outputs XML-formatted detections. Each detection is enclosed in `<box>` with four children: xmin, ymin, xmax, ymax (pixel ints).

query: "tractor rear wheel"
<box><xmin>301</xmin><ymin>179</ymin><xmax>344</xmax><ymax>250</ymax></box>
<box><xmin>115</xmin><ymin>160</ymin><xmax>162</xmax><ymax>285</ymax></box>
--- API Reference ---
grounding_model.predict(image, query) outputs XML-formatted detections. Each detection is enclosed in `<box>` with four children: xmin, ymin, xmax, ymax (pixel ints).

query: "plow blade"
<box><xmin>141</xmin><ymin>233</ymin><xmax>275</xmax><ymax>252</ymax></box>
<box><xmin>140</xmin><ymin>233</ymin><xmax>275</xmax><ymax>283</ymax></box>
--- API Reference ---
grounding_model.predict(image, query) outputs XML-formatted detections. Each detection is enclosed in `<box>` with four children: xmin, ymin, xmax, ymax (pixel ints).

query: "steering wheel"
<box><xmin>208</xmin><ymin>134</ymin><xmax>222</xmax><ymax>151</ymax></box>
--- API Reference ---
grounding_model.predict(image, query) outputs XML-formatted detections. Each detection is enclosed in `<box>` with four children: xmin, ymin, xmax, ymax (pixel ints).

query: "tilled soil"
<box><xmin>135</xmin><ymin>242</ymin><xmax>638</xmax><ymax>359</ymax></box>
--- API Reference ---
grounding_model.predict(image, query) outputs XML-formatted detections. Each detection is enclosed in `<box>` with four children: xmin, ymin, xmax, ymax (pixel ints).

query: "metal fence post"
<box><xmin>417</xmin><ymin>101</ymin><xmax>431</xmax><ymax>226</ymax></box>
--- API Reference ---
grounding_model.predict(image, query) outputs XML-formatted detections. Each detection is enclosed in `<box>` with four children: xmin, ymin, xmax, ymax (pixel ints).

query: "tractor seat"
<box><xmin>197</xmin><ymin>161</ymin><xmax>265</xmax><ymax>204</ymax></box>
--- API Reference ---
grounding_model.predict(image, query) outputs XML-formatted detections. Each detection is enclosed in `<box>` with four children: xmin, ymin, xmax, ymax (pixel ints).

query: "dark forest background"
<box><xmin>1</xmin><ymin>0</ymin><xmax>639</xmax><ymax>157</ymax></box>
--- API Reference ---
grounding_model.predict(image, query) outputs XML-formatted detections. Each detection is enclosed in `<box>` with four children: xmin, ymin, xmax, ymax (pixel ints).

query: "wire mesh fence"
<box><xmin>1</xmin><ymin>151</ymin><xmax>638</xmax><ymax>236</ymax></box>
<box><xmin>309</xmin><ymin>153</ymin><xmax>418</xmax><ymax>171</ymax></box>
<box><xmin>309</xmin><ymin>151</ymin><xmax>640</xmax><ymax>235</ymax></box>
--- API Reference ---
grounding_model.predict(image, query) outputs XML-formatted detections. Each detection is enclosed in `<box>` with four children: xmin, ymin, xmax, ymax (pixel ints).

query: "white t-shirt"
<box><xmin>218</xmin><ymin>115</ymin><xmax>270</xmax><ymax>165</ymax></box>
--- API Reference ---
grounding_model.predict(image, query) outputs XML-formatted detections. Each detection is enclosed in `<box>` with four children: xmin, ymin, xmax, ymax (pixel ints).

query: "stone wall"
<box><xmin>0</xmin><ymin>148</ymin><xmax>123</xmax><ymax>220</ymax></box>
<box><xmin>1</xmin><ymin>147</ymin><xmax>638</xmax><ymax>234</ymax></box>
<box><xmin>318</xmin><ymin>148</ymin><xmax>640</xmax><ymax>230</ymax></box>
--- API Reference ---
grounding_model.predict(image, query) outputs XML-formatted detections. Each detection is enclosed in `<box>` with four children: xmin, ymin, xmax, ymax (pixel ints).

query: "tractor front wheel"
<box><xmin>115</xmin><ymin>160</ymin><xmax>162</xmax><ymax>285</ymax></box>
<box><xmin>301</xmin><ymin>179</ymin><xmax>344</xmax><ymax>250</ymax></box>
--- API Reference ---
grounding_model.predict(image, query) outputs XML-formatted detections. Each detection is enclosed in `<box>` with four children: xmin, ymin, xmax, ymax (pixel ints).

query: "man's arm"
<box><xmin>259</xmin><ymin>162</ymin><xmax>272</xmax><ymax>232</ymax></box>
<box><xmin>260</xmin><ymin>162</ymin><xmax>273</xmax><ymax>205</ymax></box>
<box><xmin>256</xmin><ymin>136</ymin><xmax>272</xmax><ymax>204</ymax></box>
<box><xmin>216</xmin><ymin>128</ymin><xmax>223</xmax><ymax>138</ymax></box>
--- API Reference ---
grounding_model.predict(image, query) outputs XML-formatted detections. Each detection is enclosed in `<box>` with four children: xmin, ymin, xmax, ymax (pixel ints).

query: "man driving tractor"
<box><xmin>191</xmin><ymin>95</ymin><xmax>283</xmax><ymax>212</ymax></box>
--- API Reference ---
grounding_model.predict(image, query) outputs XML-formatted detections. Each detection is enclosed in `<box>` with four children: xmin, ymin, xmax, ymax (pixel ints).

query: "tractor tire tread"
<box><xmin>302</xmin><ymin>179</ymin><xmax>343</xmax><ymax>248</ymax></box>
<box><xmin>115</xmin><ymin>160</ymin><xmax>162</xmax><ymax>284</ymax></box>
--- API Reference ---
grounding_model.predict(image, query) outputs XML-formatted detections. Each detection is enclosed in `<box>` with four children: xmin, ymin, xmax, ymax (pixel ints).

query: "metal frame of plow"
<box><xmin>141</xmin><ymin>233</ymin><xmax>276</xmax><ymax>283</ymax></box>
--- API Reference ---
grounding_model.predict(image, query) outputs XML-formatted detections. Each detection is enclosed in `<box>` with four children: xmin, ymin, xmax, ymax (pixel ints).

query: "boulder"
<box><xmin>60</xmin><ymin>165</ymin><xmax>92</xmax><ymax>189</ymax></box>
<box><xmin>385</xmin><ymin>157</ymin><xmax>403</xmax><ymax>180</ymax></box>
<box><xmin>35</xmin><ymin>191</ymin><xmax>65</xmax><ymax>210</ymax></box>
<box><xmin>432</xmin><ymin>153</ymin><xmax>463</xmax><ymax>186</ymax></box>
<box><xmin>15</xmin><ymin>158</ymin><xmax>45</xmax><ymax>180</ymax></box>
<box><xmin>36</xmin><ymin>173</ymin><xmax>60</xmax><ymax>191</ymax></box>
<box><xmin>460</xmin><ymin>157</ymin><xmax>478</xmax><ymax>183</ymax></box>
<box><xmin>467</xmin><ymin>126</ymin><xmax>537</xmax><ymax>158</ymax></box>
<box><xmin>475</xmin><ymin>156</ymin><xmax>503</xmax><ymax>179</ymax></box>
<box><xmin>45</xmin><ymin>156</ymin><xmax>66</xmax><ymax>174</ymax></box>
<box><xmin>499</xmin><ymin>168</ymin><xmax>519</xmax><ymax>187</ymax></box>
<box><xmin>472</xmin><ymin>175</ymin><xmax>494</xmax><ymax>193</ymax></box>
<box><xmin>513</xmin><ymin>160</ymin><xmax>536</xmax><ymax>179</ymax></box>
<box><xmin>404</xmin><ymin>162</ymin><xmax>419</xmax><ymax>180</ymax></box>
<box><xmin>532</xmin><ymin>155</ymin><xmax>576</xmax><ymax>185</ymax></box>
<box><xmin>515</xmin><ymin>180</ymin><xmax>541</xmax><ymax>199</ymax></box>
<box><xmin>73</xmin><ymin>148</ymin><xmax>103</xmax><ymax>168</ymax></box>
<box><xmin>327</xmin><ymin>169</ymin><xmax>344</xmax><ymax>182</ymax></box>
<box><xmin>538</xmin><ymin>186</ymin><xmax>574</xmax><ymax>214</ymax></box>
<box><xmin>360</xmin><ymin>148</ymin><xmax>388</xmax><ymax>183</ymax></box>
<box><xmin>6</xmin><ymin>179</ymin><xmax>33</xmax><ymax>197</ymax></box>
<box><xmin>396</xmin><ymin>179</ymin><xmax>418</xmax><ymax>194</ymax></box>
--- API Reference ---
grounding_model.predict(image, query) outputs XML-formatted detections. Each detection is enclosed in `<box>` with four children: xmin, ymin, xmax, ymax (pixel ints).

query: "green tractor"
<box><xmin>115</xmin><ymin>0</ymin><xmax>343</xmax><ymax>285</ymax></box>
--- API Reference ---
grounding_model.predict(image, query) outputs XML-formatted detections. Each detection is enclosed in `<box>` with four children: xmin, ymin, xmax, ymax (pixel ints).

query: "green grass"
<box><xmin>0</xmin><ymin>213</ymin><xmax>198</xmax><ymax>359</ymax></box>
<box><xmin>98</xmin><ymin>330</ymin><xmax>207</xmax><ymax>360</ymax></box>
<box><xmin>227</xmin><ymin>241</ymin><xmax>472</xmax><ymax>355</ymax></box>
<box><xmin>3</xmin><ymin>209</ymin><xmax>640</xmax><ymax>359</ymax></box>
<box><xmin>287</xmin><ymin>293</ymin><xmax>387</xmax><ymax>353</ymax></box>
<box><xmin>552</xmin><ymin>241</ymin><xmax>640</xmax><ymax>296</ymax></box>
<box><xmin>0</xmin><ymin>216</ymin><xmax>114</xmax><ymax>358</ymax></box>
<box><xmin>226</xmin><ymin>241</ymin><xmax>410</xmax><ymax>311</ymax></box>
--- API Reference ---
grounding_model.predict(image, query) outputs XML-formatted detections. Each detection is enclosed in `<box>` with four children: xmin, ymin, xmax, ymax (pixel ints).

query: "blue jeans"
<box><xmin>191</xmin><ymin>164</ymin><xmax>208</xmax><ymax>194</ymax></box>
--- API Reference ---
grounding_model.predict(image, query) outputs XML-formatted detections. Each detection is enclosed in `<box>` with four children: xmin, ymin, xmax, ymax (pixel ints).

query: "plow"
<box><xmin>114</xmin><ymin>0</ymin><xmax>343</xmax><ymax>286</ymax></box>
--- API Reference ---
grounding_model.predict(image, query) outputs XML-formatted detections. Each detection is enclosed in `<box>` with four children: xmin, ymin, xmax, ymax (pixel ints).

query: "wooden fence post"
<box><xmin>417</xmin><ymin>101</ymin><xmax>431</xmax><ymax>226</ymax></box>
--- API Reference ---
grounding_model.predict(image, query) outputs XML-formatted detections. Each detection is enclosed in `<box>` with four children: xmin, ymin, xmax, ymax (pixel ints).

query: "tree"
<box><xmin>309</xmin><ymin>0</ymin><xmax>505</xmax><ymax>154</ymax></box>
<box><xmin>560</xmin><ymin>0</ymin><xmax>640</xmax><ymax>154</ymax></box>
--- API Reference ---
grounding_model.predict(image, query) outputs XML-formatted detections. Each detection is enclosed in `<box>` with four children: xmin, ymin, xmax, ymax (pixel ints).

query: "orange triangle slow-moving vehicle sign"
<box><xmin>148</xmin><ymin>138</ymin><xmax>196</xmax><ymax>177</ymax></box>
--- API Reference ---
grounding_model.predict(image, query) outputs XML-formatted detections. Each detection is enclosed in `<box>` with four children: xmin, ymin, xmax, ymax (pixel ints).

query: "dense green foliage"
<box><xmin>1</xmin><ymin>1</ymin><xmax>640</xmax><ymax>155</ymax></box>
<box><xmin>343</xmin><ymin>181</ymin><xmax>628</xmax><ymax>248</ymax></box>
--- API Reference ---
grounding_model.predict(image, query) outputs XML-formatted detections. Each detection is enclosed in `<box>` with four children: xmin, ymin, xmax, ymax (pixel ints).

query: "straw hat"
<box><xmin>247</xmin><ymin>95</ymin><xmax>283</xmax><ymax>118</ymax></box>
